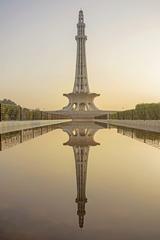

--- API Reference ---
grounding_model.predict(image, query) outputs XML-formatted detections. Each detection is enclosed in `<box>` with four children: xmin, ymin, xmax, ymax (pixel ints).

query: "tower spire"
<box><xmin>78</xmin><ymin>9</ymin><xmax>84</xmax><ymax>23</ymax></box>
<box><xmin>74</xmin><ymin>10</ymin><xmax>89</xmax><ymax>93</ymax></box>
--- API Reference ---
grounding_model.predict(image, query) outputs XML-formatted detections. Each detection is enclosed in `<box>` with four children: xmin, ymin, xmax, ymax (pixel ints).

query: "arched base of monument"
<box><xmin>63</xmin><ymin>92</ymin><xmax>100</xmax><ymax>112</ymax></box>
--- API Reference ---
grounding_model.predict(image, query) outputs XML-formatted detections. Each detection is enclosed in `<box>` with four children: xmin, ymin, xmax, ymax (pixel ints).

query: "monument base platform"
<box><xmin>49</xmin><ymin>110</ymin><xmax>116</xmax><ymax>120</ymax></box>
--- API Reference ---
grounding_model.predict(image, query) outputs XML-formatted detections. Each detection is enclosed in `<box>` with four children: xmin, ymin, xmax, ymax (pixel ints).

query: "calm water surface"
<box><xmin>0</xmin><ymin>121</ymin><xmax>160</xmax><ymax>240</ymax></box>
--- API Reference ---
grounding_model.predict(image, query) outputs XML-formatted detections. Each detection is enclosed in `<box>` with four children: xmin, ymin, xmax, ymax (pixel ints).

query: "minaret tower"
<box><xmin>63</xmin><ymin>10</ymin><xmax>100</xmax><ymax>112</ymax></box>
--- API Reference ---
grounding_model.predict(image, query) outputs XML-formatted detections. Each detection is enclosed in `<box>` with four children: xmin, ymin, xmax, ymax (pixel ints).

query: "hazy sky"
<box><xmin>1</xmin><ymin>0</ymin><xmax>160</xmax><ymax>110</ymax></box>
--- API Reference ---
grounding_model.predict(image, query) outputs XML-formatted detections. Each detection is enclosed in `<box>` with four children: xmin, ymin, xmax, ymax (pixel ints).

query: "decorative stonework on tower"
<box><xmin>63</xmin><ymin>10</ymin><xmax>100</xmax><ymax>112</ymax></box>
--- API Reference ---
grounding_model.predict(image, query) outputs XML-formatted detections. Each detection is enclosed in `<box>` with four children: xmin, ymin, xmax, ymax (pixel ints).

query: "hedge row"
<box><xmin>0</xmin><ymin>104</ymin><xmax>68</xmax><ymax>121</ymax></box>
<box><xmin>110</xmin><ymin>103</ymin><xmax>160</xmax><ymax>120</ymax></box>
<box><xmin>96</xmin><ymin>103</ymin><xmax>160</xmax><ymax>120</ymax></box>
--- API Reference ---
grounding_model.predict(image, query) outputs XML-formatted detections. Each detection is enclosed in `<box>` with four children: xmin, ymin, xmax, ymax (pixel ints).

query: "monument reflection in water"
<box><xmin>61</xmin><ymin>122</ymin><xmax>103</xmax><ymax>228</ymax></box>
<box><xmin>0</xmin><ymin>121</ymin><xmax>160</xmax><ymax>229</ymax></box>
<box><xmin>0</xmin><ymin>121</ymin><xmax>105</xmax><ymax>229</ymax></box>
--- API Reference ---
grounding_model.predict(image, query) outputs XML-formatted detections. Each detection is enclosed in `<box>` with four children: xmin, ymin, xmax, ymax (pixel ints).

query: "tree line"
<box><xmin>0</xmin><ymin>103</ymin><xmax>68</xmax><ymax>121</ymax></box>
<box><xmin>97</xmin><ymin>103</ymin><xmax>160</xmax><ymax>120</ymax></box>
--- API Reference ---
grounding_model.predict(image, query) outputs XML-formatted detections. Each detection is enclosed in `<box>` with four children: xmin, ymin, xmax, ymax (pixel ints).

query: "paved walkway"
<box><xmin>0</xmin><ymin>120</ymin><xmax>69</xmax><ymax>134</ymax></box>
<box><xmin>97</xmin><ymin>120</ymin><xmax>160</xmax><ymax>133</ymax></box>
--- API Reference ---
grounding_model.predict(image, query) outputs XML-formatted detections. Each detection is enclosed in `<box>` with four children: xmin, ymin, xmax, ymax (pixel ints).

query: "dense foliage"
<box><xmin>97</xmin><ymin>103</ymin><xmax>160</xmax><ymax>120</ymax></box>
<box><xmin>0</xmin><ymin>104</ymin><xmax>21</xmax><ymax>120</ymax></box>
<box><xmin>0</xmin><ymin>99</ymin><xmax>17</xmax><ymax>105</ymax></box>
<box><xmin>0</xmin><ymin>104</ymin><xmax>68</xmax><ymax>121</ymax></box>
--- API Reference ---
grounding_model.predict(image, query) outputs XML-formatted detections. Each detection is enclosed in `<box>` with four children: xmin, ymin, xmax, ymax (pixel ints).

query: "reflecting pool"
<box><xmin>0</xmin><ymin>121</ymin><xmax>160</xmax><ymax>240</ymax></box>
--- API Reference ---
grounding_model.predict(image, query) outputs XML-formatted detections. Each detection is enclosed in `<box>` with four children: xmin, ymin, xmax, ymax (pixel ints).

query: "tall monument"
<box><xmin>51</xmin><ymin>10</ymin><xmax>116</xmax><ymax>119</ymax></box>
<box><xmin>63</xmin><ymin>10</ymin><xmax>100</xmax><ymax>112</ymax></box>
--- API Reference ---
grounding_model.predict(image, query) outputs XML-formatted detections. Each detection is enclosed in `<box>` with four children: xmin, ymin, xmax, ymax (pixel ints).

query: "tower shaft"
<box><xmin>74</xmin><ymin>10</ymin><xmax>89</xmax><ymax>93</ymax></box>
